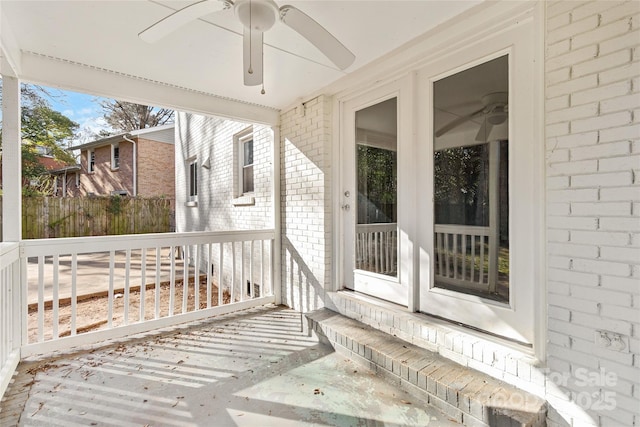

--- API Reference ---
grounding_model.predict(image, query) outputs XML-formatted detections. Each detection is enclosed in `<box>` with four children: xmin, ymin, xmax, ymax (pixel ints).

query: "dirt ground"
<box><xmin>28</xmin><ymin>277</ymin><xmax>231</xmax><ymax>342</ymax></box>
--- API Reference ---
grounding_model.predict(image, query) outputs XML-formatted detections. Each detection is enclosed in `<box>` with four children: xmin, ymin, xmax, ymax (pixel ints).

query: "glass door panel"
<box><xmin>432</xmin><ymin>55</ymin><xmax>509</xmax><ymax>303</ymax></box>
<box><xmin>355</xmin><ymin>98</ymin><xmax>398</xmax><ymax>277</ymax></box>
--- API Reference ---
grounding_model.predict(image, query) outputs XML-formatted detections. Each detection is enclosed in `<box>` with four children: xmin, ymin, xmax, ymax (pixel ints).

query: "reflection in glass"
<box><xmin>433</xmin><ymin>56</ymin><xmax>509</xmax><ymax>303</ymax></box>
<box><xmin>355</xmin><ymin>98</ymin><xmax>398</xmax><ymax>277</ymax></box>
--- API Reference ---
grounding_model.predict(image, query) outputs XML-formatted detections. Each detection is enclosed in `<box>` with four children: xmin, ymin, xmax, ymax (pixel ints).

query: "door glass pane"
<box><xmin>355</xmin><ymin>98</ymin><xmax>398</xmax><ymax>277</ymax></box>
<box><xmin>433</xmin><ymin>55</ymin><xmax>509</xmax><ymax>303</ymax></box>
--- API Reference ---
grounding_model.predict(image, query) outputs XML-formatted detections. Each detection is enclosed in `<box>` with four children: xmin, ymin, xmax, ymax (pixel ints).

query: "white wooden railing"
<box><xmin>20</xmin><ymin>230</ymin><xmax>275</xmax><ymax>356</ymax></box>
<box><xmin>434</xmin><ymin>224</ymin><xmax>496</xmax><ymax>292</ymax></box>
<box><xmin>356</xmin><ymin>223</ymin><xmax>397</xmax><ymax>275</ymax></box>
<box><xmin>0</xmin><ymin>242</ymin><xmax>21</xmax><ymax>400</ymax></box>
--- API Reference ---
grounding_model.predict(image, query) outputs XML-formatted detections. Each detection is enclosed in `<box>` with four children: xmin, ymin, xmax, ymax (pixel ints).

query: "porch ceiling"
<box><xmin>1</xmin><ymin>0</ymin><xmax>480</xmax><ymax>111</ymax></box>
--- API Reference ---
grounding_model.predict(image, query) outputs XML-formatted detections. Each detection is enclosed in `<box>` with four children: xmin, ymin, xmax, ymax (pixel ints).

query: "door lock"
<box><xmin>341</xmin><ymin>204</ymin><xmax>350</xmax><ymax>211</ymax></box>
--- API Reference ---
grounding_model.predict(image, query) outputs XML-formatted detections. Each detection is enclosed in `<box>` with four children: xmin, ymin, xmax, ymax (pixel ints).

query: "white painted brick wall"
<box><xmin>175</xmin><ymin>112</ymin><xmax>273</xmax><ymax>300</ymax></box>
<box><xmin>545</xmin><ymin>1</ymin><xmax>640</xmax><ymax>426</ymax></box>
<box><xmin>280</xmin><ymin>96</ymin><xmax>332</xmax><ymax>312</ymax></box>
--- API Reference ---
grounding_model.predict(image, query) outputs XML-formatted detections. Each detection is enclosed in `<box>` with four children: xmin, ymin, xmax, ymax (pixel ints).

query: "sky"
<box><xmin>46</xmin><ymin>88</ymin><xmax>114</xmax><ymax>145</ymax></box>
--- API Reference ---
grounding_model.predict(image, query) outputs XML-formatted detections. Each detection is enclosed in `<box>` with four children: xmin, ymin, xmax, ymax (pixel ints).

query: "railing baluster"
<box><xmin>240</xmin><ymin>241</ymin><xmax>245</xmax><ymax>302</ymax></box>
<box><xmin>71</xmin><ymin>253</ymin><xmax>77</xmax><ymax>336</ymax></box>
<box><xmin>207</xmin><ymin>243</ymin><xmax>212</xmax><ymax>309</ymax></box>
<box><xmin>250</xmin><ymin>240</ymin><xmax>255</xmax><ymax>299</ymax></box>
<box><xmin>169</xmin><ymin>246</ymin><xmax>175</xmax><ymax>317</ymax></box>
<box><xmin>155</xmin><ymin>247</ymin><xmax>161</xmax><ymax>319</ymax></box>
<box><xmin>471</xmin><ymin>235</ymin><xmax>476</xmax><ymax>282</ymax></box>
<box><xmin>182</xmin><ymin>245</ymin><xmax>189</xmax><ymax>314</ymax></box>
<box><xmin>260</xmin><ymin>240</ymin><xmax>265</xmax><ymax>298</ymax></box>
<box><xmin>218</xmin><ymin>242</ymin><xmax>223</xmax><ymax>306</ymax></box>
<box><xmin>231</xmin><ymin>242</ymin><xmax>236</xmax><ymax>303</ymax></box>
<box><xmin>453</xmin><ymin>233</ymin><xmax>458</xmax><ymax>280</ymax></box>
<box><xmin>140</xmin><ymin>248</ymin><xmax>147</xmax><ymax>322</ymax></box>
<box><xmin>479</xmin><ymin>236</ymin><xmax>485</xmax><ymax>284</ymax></box>
<box><xmin>37</xmin><ymin>256</ymin><xmax>44</xmax><ymax>342</ymax></box>
<box><xmin>51</xmin><ymin>254</ymin><xmax>60</xmax><ymax>339</ymax></box>
<box><xmin>108</xmin><ymin>251</ymin><xmax>114</xmax><ymax>328</ymax></box>
<box><xmin>194</xmin><ymin>244</ymin><xmax>200</xmax><ymax>311</ymax></box>
<box><xmin>461</xmin><ymin>235</ymin><xmax>467</xmax><ymax>282</ymax></box>
<box><xmin>124</xmin><ymin>249</ymin><xmax>131</xmax><ymax>325</ymax></box>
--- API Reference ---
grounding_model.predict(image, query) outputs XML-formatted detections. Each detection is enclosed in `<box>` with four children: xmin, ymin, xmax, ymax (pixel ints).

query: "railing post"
<box><xmin>271</xmin><ymin>126</ymin><xmax>282</xmax><ymax>305</ymax></box>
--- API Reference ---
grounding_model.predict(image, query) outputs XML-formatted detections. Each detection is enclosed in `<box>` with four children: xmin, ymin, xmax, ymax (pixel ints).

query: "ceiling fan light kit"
<box><xmin>139</xmin><ymin>0</ymin><xmax>356</xmax><ymax>93</ymax></box>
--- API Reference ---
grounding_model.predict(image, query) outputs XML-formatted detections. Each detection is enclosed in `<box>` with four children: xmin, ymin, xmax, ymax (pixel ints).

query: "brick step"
<box><xmin>306</xmin><ymin>308</ymin><xmax>546</xmax><ymax>427</ymax></box>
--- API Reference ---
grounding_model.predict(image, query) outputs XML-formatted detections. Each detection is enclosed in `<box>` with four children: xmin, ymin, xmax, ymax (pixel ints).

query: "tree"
<box><xmin>100</xmin><ymin>100</ymin><xmax>174</xmax><ymax>133</ymax></box>
<box><xmin>0</xmin><ymin>82</ymin><xmax>79</xmax><ymax>195</ymax></box>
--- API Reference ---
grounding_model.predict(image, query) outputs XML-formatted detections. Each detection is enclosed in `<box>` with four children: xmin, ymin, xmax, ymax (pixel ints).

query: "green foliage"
<box><xmin>0</xmin><ymin>83</ymin><xmax>79</xmax><ymax>196</ymax></box>
<box><xmin>357</xmin><ymin>145</ymin><xmax>397</xmax><ymax>223</ymax></box>
<box><xmin>106</xmin><ymin>195</ymin><xmax>124</xmax><ymax>215</ymax></box>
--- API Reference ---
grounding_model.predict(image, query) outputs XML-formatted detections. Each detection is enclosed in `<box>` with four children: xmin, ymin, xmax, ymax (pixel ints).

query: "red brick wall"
<box><xmin>79</xmin><ymin>141</ymin><xmax>134</xmax><ymax>196</ymax></box>
<box><xmin>136</xmin><ymin>138</ymin><xmax>175</xmax><ymax>198</ymax></box>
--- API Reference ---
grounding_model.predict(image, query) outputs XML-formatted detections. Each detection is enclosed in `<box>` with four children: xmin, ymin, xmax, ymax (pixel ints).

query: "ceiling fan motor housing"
<box><xmin>235</xmin><ymin>0</ymin><xmax>279</xmax><ymax>32</ymax></box>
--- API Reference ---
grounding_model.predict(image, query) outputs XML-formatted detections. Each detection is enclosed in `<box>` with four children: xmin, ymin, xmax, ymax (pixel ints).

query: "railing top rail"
<box><xmin>434</xmin><ymin>224</ymin><xmax>490</xmax><ymax>236</ymax></box>
<box><xmin>21</xmin><ymin>229</ymin><xmax>276</xmax><ymax>257</ymax></box>
<box><xmin>0</xmin><ymin>242</ymin><xmax>20</xmax><ymax>268</ymax></box>
<box><xmin>356</xmin><ymin>223</ymin><xmax>397</xmax><ymax>232</ymax></box>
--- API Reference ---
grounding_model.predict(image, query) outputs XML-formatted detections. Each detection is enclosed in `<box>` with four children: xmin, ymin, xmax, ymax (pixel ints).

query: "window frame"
<box><xmin>188</xmin><ymin>158</ymin><xmax>198</xmax><ymax>202</ymax></box>
<box><xmin>234</xmin><ymin>128</ymin><xmax>255</xmax><ymax>198</ymax></box>
<box><xmin>88</xmin><ymin>149</ymin><xmax>95</xmax><ymax>173</ymax></box>
<box><xmin>111</xmin><ymin>143</ymin><xmax>120</xmax><ymax>170</ymax></box>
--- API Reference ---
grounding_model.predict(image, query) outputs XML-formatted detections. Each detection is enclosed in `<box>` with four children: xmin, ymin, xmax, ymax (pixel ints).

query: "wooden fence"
<box><xmin>0</xmin><ymin>196</ymin><xmax>173</xmax><ymax>239</ymax></box>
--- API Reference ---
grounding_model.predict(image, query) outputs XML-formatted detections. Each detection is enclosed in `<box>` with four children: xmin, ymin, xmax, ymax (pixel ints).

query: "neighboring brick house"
<box><xmin>175</xmin><ymin>112</ymin><xmax>274</xmax><ymax>299</ymax></box>
<box><xmin>70</xmin><ymin>124</ymin><xmax>175</xmax><ymax>198</ymax></box>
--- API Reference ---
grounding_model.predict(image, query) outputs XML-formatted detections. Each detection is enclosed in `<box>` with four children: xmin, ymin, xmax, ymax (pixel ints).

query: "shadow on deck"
<box><xmin>1</xmin><ymin>305</ymin><xmax>459</xmax><ymax>426</ymax></box>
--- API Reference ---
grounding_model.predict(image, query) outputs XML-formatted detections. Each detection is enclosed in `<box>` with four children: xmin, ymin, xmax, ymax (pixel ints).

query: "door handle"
<box><xmin>341</xmin><ymin>204</ymin><xmax>350</xmax><ymax>211</ymax></box>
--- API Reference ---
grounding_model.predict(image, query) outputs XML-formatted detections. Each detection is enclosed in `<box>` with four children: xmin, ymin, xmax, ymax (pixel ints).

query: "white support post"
<box><xmin>271</xmin><ymin>126</ymin><xmax>282</xmax><ymax>305</ymax></box>
<box><xmin>2</xmin><ymin>75</ymin><xmax>21</xmax><ymax>242</ymax></box>
<box><xmin>488</xmin><ymin>141</ymin><xmax>500</xmax><ymax>293</ymax></box>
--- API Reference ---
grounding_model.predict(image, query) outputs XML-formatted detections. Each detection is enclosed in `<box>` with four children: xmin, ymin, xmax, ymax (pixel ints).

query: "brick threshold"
<box><xmin>306</xmin><ymin>308</ymin><xmax>546</xmax><ymax>427</ymax></box>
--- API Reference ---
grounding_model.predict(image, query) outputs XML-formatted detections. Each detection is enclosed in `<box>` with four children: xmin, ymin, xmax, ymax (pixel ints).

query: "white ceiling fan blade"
<box><xmin>475</xmin><ymin>121</ymin><xmax>494</xmax><ymax>141</ymax></box>
<box><xmin>243</xmin><ymin>28</ymin><xmax>263</xmax><ymax>86</ymax></box>
<box><xmin>435</xmin><ymin>108</ymin><xmax>484</xmax><ymax>138</ymax></box>
<box><xmin>139</xmin><ymin>0</ymin><xmax>231</xmax><ymax>43</ymax></box>
<box><xmin>279</xmin><ymin>5</ymin><xmax>355</xmax><ymax>70</ymax></box>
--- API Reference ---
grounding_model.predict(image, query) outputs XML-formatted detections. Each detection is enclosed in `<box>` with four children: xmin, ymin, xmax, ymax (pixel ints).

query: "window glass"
<box><xmin>355</xmin><ymin>97</ymin><xmax>398</xmax><ymax>277</ymax></box>
<box><xmin>242</xmin><ymin>139</ymin><xmax>254</xmax><ymax>193</ymax></box>
<box><xmin>433</xmin><ymin>55</ymin><xmax>509</xmax><ymax>303</ymax></box>
<box><xmin>189</xmin><ymin>161</ymin><xmax>198</xmax><ymax>198</ymax></box>
<box><xmin>112</xmin><ymin>144</ymin><xmax>120</xmax><ymax>169</ymax></box>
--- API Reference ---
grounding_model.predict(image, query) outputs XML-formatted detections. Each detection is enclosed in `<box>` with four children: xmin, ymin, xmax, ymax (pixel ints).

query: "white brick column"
<box><xmin>545</xmin><ymin>1</ymin><xmax>640</xmax><ymax>426</ymax></box>
<box><xmin>280</xmin><ymin>96</ymin><xmax>332</xmax><ymax>312</ymax></box>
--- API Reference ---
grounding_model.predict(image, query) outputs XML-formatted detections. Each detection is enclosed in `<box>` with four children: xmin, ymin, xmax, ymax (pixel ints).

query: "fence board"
<box><xmin>0</xmin><ymin>196</ymin><xmax>173</xmax><ymax>240</ymax></box>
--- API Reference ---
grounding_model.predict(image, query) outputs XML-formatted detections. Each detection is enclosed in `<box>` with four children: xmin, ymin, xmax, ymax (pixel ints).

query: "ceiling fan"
<box><xmin>139</xmin><ymin>0</ymin><xmax>356</xmax><ymax>92</ymax></box>
<box><xmin>435</xmin><ymin>92</ymin><xmax>508</xmax><ymax>141</ymax></box>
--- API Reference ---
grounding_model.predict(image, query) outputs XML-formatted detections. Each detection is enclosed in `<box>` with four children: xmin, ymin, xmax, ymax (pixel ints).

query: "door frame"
<box><xmin>337</xmin><ymin>76</ymin><xmax>415</xmax><ymax>307</ymax></box>
<box><xmin>330</xmin><ymin>1</ymin><xmax>544</xmax><ymax>357</ymax></box>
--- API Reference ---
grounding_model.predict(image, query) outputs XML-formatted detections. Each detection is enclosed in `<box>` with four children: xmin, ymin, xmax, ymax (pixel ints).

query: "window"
<box><xmin>240</xmin><ymin>135</ymin><xmax>254</xmax><ymax>194</ymax></box>
<box><xmin>111</xmin><ymin>143</ymin><xmax>120</xmax><ymax>169</ymax></box>
<box><xmin>188</xmin><ymin>159</ymin><xmax>198</xmax><ymax>201</ymax></box>
<box><xmin>88</xmin><ymin>150</ymin><xmax>95</xmax><ymax>173</ymax></box>
<box><xmin>432</xmin><ymin>55</ymin><xmax>509</xmax><ymax>303</ymax></box>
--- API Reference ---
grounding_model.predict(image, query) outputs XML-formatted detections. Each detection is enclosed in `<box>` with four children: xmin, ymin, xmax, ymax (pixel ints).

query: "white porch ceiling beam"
<box><xmin>19</xmin><ymin>52</ymin><xmax>280</xmax><ymax>126</ymax></box>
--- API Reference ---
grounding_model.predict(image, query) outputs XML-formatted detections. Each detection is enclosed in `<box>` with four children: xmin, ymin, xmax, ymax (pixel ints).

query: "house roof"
<box><xmin>70</xmin><ymin>124</ymin><xmax>175</xmax><ymax>151</ymax></box>
<box><xmin>36</xmin><ymin>156</ymin><xmax>81</xmax><ymax>175</ymax></box>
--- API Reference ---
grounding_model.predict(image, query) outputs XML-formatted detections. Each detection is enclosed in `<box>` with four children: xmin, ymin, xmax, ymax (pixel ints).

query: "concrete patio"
<box><xmin>0</xmin><ymin>305</ymin><xmax>460</xmax><ymax>427</ymax></box>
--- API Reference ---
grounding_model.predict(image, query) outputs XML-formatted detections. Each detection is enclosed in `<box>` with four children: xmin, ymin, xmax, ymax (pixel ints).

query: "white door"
<box><xmin>417</xmin><ymin>19</ymin><xmax>537</xmax><ymax>345</ymax></box>
<box><xmin>341</xmin><ymin>79</ymin><xmax>412</xmax><ymax>306</ymax></box>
